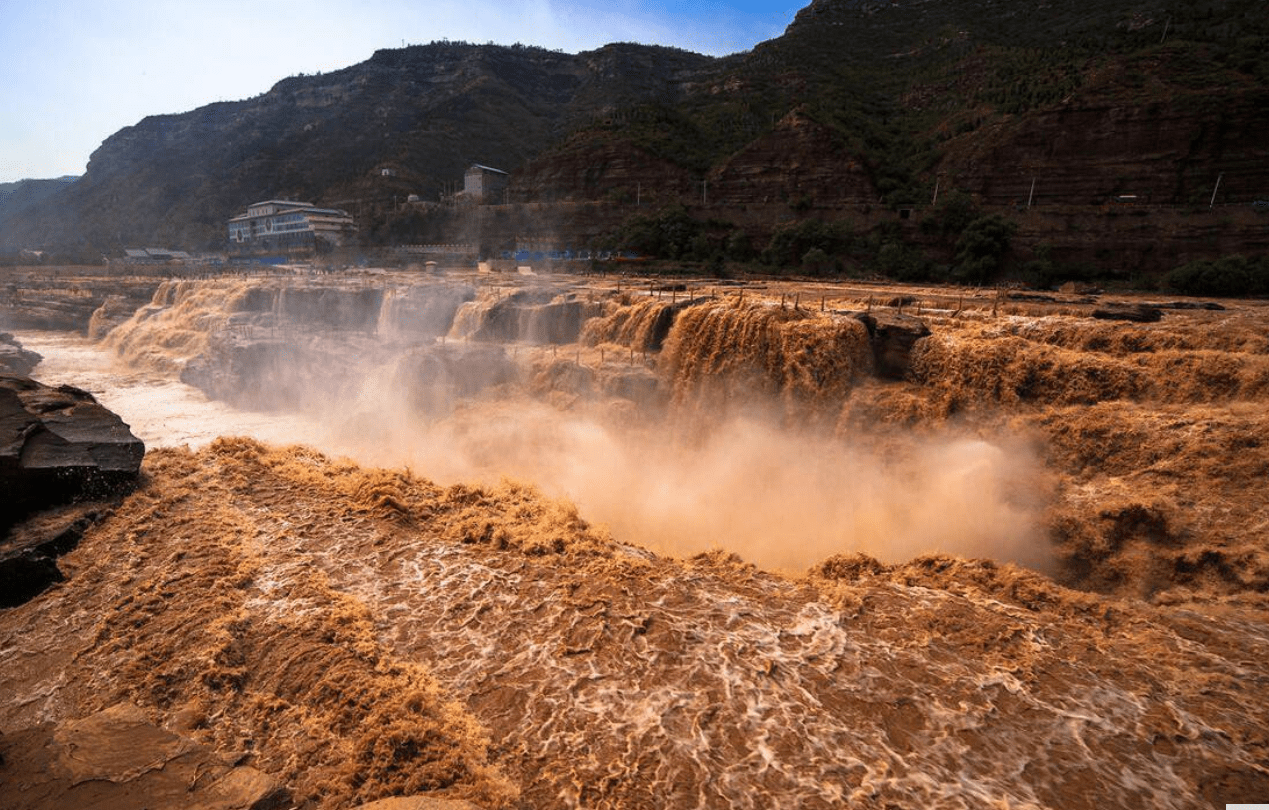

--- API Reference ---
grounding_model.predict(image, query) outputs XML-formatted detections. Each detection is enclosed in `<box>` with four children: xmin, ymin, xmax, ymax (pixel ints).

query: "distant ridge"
<box><xmin>1</xmin><ymin>0</ymin><xmax>1266</xmax><ymax>265</ymax></box>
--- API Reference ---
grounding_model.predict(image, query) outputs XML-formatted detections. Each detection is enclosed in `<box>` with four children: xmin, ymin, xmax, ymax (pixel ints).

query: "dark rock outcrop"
<box><xmin>1091</xmin><ymin>304</ymin><xmax>1163</xmax><ymax>323</ymax></box>
<box><xmin>0</xmin><ymin>506</ymin><xmax>102</xmax><ymax>608</ymax></box>
<box><xmin>0</xmin><ymin>333</ymin><xmax>41</xmax><ymax>376</ymax></box>
<box><xmin>852</xmin><ymin>311</ymin><xmax>932</xmax><ymax>380</ymax></box>
<box><xmin>1148</xmin><ymin>300</ymin><xmax>1226</xmax><ymax>311</ymax></box>
<box><xmin>0</xmin><ymin>703</ymin><xmax>290</xmax><ymax>810</ymax></box>
<box><xmin>1</xmin><ymin>374</ymin><xmax>145</xmax><ymax>535</ymax></box>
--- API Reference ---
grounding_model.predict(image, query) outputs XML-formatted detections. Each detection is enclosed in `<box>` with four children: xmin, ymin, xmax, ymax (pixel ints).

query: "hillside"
<box><xmin>2</xmin><ymin>0</ymin><xmax>1268</xmax><ymax>274</ymax></box>
<box><xmin>0</xmin><ymin>42</ymin><xmax>715</xmax><ymax>251</ymax></box>
<box><xmin>0</xmin><ymin>177</ymin><xmax>78</xmax><ymax>232</ymax></box>
<box><xmin>526</xmin><ymin>0</ymin><xmax>1269</xmax><ymax>207</ymax></box>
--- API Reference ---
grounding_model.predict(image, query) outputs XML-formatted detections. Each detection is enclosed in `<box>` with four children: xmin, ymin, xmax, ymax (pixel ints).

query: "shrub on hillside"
<box><xmin>873</xmin><ymin>241</ymin><xmax>937</xmax><ymax>282</ymax></box>
<box><xmin>760</xmin><ymin>219</ymin><xmax>855</xmax><ymax>269</ymax></box>
<box><xmin>953</xmin><ymin>214</ymin><xmax>1017</xmax><ymax>285</ymax></box>
<box><xmin>613</xmin><ymin>205</ymin><xmax>702</xmax><ymax>259</ymax></box>
<box><xmin>1165</xmin><ymin>255</ymin><xmax>1269</xmax><ymax>297</ymax></box>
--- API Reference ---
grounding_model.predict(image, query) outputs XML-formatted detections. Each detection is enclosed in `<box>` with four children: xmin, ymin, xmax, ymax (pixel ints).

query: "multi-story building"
<box><xmin>458</xmin><ymin>165</ymin><xmax>508</xmax><ymax>204</ymax></box>
<box><xmin>227</xmin><ymin>200</ymin><xmax>356</xmax><ymax>252</ymax></box>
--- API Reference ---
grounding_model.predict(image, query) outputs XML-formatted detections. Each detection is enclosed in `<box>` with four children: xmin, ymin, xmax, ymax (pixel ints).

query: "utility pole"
<box><xmin>1210</xmin><ymin>172</ymin><xmax>1224</xmax><ymax>209</ymax></box>
<box><xmin>1027</xmin><ymin>177</ymin><xmax>1036</xmax><ymax>209</ymax></box>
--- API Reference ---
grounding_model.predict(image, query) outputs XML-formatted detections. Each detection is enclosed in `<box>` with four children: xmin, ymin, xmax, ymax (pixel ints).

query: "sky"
<box><xmin>0</xmin><ymin>0</ymin><xmax>805</xmax><ymax>183</ymax></box>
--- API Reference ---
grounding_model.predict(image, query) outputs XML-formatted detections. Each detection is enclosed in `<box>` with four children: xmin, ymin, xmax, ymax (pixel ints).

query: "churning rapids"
<box><xmin>3</xmin><ymin>270</ymin><xmax>1269</xmax><ymax>809</ymax></box>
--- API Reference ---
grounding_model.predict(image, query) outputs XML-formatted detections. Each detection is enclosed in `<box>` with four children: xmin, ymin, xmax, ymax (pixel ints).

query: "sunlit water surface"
<box><xmin>16</xmin><ymin>330</ymin><xmax>329</xmax><ymax>450</ymax></box>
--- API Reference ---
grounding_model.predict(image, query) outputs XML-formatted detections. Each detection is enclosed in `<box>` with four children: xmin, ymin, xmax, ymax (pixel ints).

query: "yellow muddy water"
<box><xmin>2</xmin><ymin>439</ymin><xmax>1266</xmax><ymax>808</ymax></box>
<box><xmin>4</xmin><ymin>273</ymin><xmax>1269</xmax><ymax>809</ymax></box>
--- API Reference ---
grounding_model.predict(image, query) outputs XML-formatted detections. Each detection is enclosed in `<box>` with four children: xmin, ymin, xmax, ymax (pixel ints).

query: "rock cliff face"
<box><xmin>0</xmin><ymin>268</ymin><xmax>161</xmax><ymax>333</ymax></box>
<box><xmin>938</xmin><ymin>88</ymin><xmax>1269</xmax><ymax>206</ymax></box>
<box><xmin>707</xmin><ymin>110</ymin><xmax>877</xmax><ymax>206</ymax></box>
<box><xmin>0</xmin><ymin>43</ymin><xmax>714</xmax><ymax>251</ymax></box>
<box><xmin>511</xmin><ymin>132</ymin><xmax>698</xmax><ymax>204</ymax></box>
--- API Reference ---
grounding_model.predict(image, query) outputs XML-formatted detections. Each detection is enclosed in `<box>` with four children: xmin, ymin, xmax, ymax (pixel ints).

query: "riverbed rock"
<box><xmin>0</xmin><ymin>703</ymin><xmax>290</xmax><ymax>810</ymax></box>
<box><xmin>86</xmin><ymin>294</ymin><xmax>141</xmax><ymax>339</ymax></box>
<box><xmin>0</xmin><ymin>273</ymin><xmax>162</xmax><ymax>332</ymax></box>
<box><xmin>0</xmin><ymin>333</ymin><xmax>41</xmax><ymax>376</ymax></box>
<box><xmin>0</xmin><ymin>505</ymin><xmax>104</xmax><ymax>608</ymax></box>
<box><xmin>851</xmin><ymin>311</ymin><xmax>932</xmax><ymax>380</ymax></box>
<box><xmin>0</xmin><ymin>374</ymin><xmax>145</xmax><ymax>535</ymax></box>
<box><xmin>461</xmin><ymin>290</ymin><xmax>605</xmax><ymax>345</ymax></box>
<box><xmin>1091</xmin><ymin>303</ymin><xmax>1163</xmax><ymax>323</ymax></box>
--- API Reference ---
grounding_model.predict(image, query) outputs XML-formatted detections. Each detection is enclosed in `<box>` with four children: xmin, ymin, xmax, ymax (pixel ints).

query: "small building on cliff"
<box><xmin>227</xmin><ymin>200</ymin><xmax>357</xmax><ymax>253</ymax></box>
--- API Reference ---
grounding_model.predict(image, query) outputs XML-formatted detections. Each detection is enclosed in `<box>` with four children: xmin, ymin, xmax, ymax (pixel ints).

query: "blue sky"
<box><xmin>0</xmin><ymin>0</ymin><xmax>805</xmax><ymax>183</ymax></box>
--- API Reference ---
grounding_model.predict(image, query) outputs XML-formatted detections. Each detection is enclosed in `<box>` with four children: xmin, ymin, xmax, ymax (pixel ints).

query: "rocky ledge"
<box><xmin>0</xmin><ymin>703</ymin><xmax>290</xmax><ymax>810</ymax></box>
<box><xmin>0</xmin><ymin>333</ymin><xmax>42</xmax><ymax>376</ymax></box>
<box><xmin>1</xmin><ymin>374</ymin><xmax>144</xmax><ymax>606</ymax></box>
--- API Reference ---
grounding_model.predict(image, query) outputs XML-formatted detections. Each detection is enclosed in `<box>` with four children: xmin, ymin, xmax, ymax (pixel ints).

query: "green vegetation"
<box><xmin>952</xmin><ymin>215</ymin><xmax>1018</xmax><ymax>285</ymax></box>
<box><xmin>1166</xmin><ymin>255</ymin><xmax>1269</xmax><ymax>297</ymax></box>
<box><xmin>872</xmin><ymin>240</ymin><xmax>936</xmax><ymax>283</ymax></box>
<box><xmin>610</xmin><ymin>205</ymin><xmax>703</xmax><ymax>260</ymax></box>
<box><xmin>760</xmin><ymin>219</ymin><xmax>855</xmax><ymax>270</ymax></box>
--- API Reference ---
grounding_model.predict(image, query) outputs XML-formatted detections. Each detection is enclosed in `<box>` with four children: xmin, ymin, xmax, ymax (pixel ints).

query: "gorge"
<box><xmin>2</xmin><ymin>265</ymin><xmax>1268</xmax><ymax>808</ymax></box>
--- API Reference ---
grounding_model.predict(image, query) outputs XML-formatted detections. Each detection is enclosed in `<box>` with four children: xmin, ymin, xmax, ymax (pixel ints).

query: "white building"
<box><xmin>227</xmin><ymin>199</ymin><xmax>357</xmax><ymax>252</ymax></box>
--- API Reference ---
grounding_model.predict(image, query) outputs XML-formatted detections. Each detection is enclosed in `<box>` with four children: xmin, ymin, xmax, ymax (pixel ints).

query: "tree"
<box><xmin>760</xmin><ymin>219</ymin><xmax>854</xmax><ymax>268</ymax></box>
<box><xmin>613</xmin><ymin>205</ymin><xmax>701</xmax><ymax>259</ymax></box>
<box><xmin>802</xmin><ymin>247</ymin><xmax>833</xmax><ymax>275</ymax></box>
<box><xmin>953</xmin><ymin>214</ymin><xmax>1017</xmax><ymax>285</ymax></box>
<box><xmin>1166</xmin><ymin>255</ymin><xmax>1269</xmax><ymax>297</ymax></box>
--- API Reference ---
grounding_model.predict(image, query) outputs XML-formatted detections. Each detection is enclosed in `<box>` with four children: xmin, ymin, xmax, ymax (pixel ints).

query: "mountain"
<box><xmin>524</xmin><ymin>0</ymin><xmax>1269</xmax><ymax>207</ymax></box>
<box><xmin>3</xmin><ymin>0</ymin><xmax>1268</xmax><ymax>275</ymax></box>
<box><xmin>0</xmin><ymin>177</ymin><xmax>78</xmax><ymax>231</ymax></box>
<box><xmin>0</xmin><ymin>42</ymin><xmax>715</xmax><ymax>251</ymax></box>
